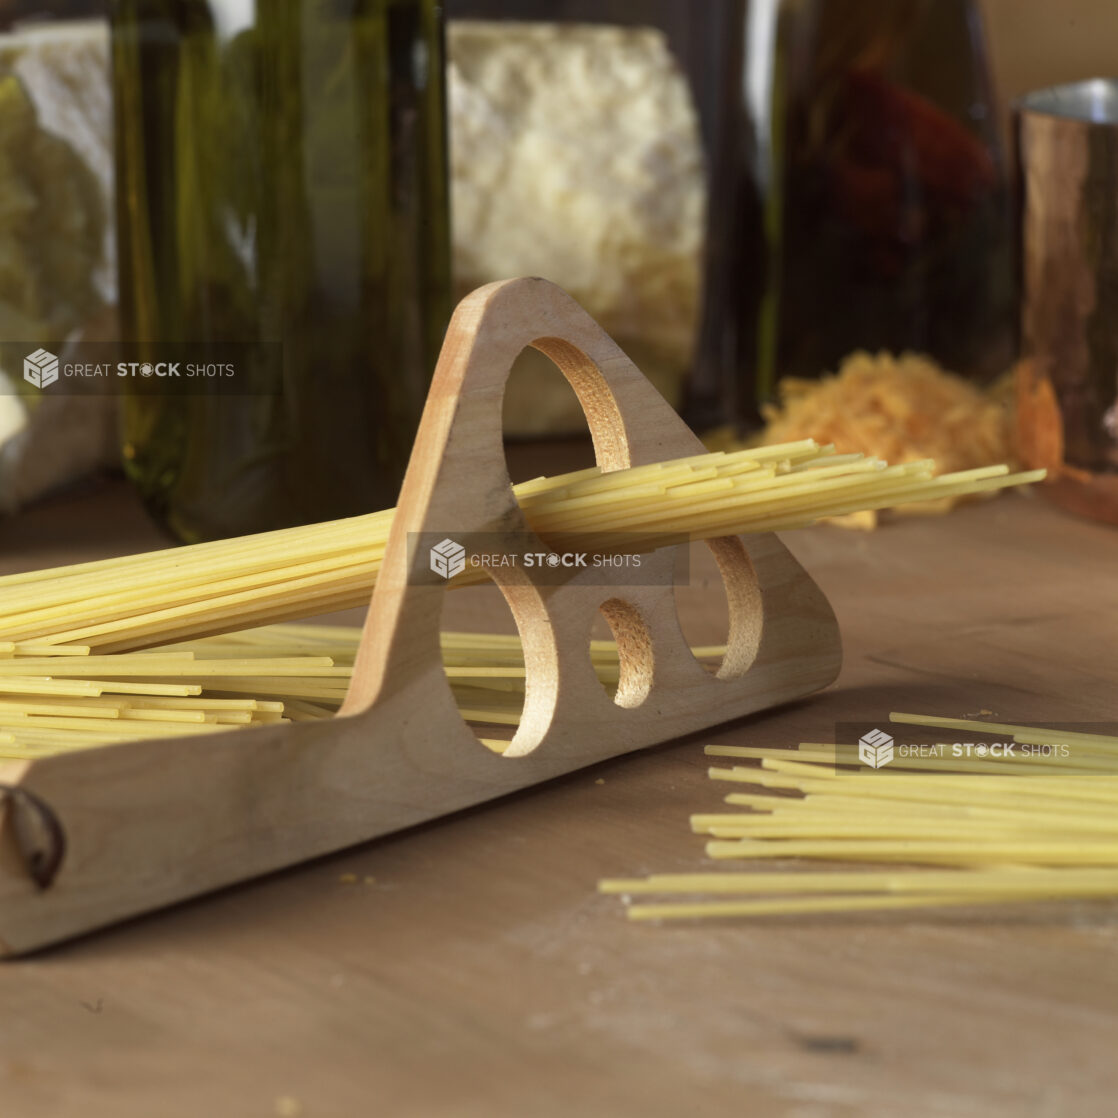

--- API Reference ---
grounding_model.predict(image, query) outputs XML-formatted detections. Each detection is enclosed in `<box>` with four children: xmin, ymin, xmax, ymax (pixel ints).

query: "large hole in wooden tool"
<box><xmin>503</xmin><ymin>335</ymin><xmax>632</xmax><ymax>491</ymax></box>
<box><xmin>502</xmin><ymin>344</ymin><xmax>598</xmax><ymax>471</ymax></box>
<box><xmin>673</xmin><ymin>537</ymin><xmax>761</xmax><ymax>679</ymax></box>
<box><xmin>593</xmin><ymin>599</ymin><xmax>653</xmax><ymax>708</ymax></box>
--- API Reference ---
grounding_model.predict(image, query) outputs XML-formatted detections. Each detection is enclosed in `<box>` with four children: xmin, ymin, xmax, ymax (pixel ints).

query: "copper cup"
<box><xmin>1016</xmin><ymin>79</ymin><xmax>1118</xmax><ymax>525</ymax></box>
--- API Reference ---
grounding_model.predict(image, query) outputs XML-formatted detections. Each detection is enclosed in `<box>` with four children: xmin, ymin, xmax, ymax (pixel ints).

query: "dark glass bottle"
<box><xmin>759</xmin><ymin>0</ymin><xmax>1013</xmax><ymax>398</ymax></box>
<box><xmin>111</xmin><ymin>0</ymin><xmax>451</xmax><ymax>541</ymax></box>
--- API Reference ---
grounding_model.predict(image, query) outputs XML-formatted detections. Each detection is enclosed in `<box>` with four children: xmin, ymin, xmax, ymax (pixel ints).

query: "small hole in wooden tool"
<box><xmin>596</xmin><ymin>599</ymin><xmax>653</xmax><ymax>708</ymax></box>
<box><xmin>674</xmin><ymin>537</ymin><xmax>761</xmax><ymax>679</ymax></box>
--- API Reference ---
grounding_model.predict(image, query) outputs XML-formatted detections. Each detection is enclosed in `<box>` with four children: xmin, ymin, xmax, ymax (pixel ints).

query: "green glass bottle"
<box><xmin>110</xmin><ymin>0</ymin><xmax>451</xmax><ymax>541</ymax></box>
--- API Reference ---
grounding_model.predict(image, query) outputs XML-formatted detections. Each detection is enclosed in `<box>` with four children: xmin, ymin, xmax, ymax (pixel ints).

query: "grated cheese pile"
<box><xmin>718</xmin><ymin>351</ymin><xmax>1016</xmax><ymax>528</ymax></box>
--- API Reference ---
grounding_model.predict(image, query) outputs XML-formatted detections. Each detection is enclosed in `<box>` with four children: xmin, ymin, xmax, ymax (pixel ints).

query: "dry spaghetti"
<box><xmin>0</xmin><ymin>440</ymin><xmax>1041</xmax><ymax>653</ymax></box>
<box><xmin>0</xmin><ymin>623</ymin><xmax>723</xmax><ymax>758</ymax></box>
<box><xmin>0</xmin><ymin>445</ymin><xmax>1040</xmax><ymax>755</ymax></box>
<box><xmin>600</xmin><ymin>713</ymin><xmax>1118</xmax><ymax>920</ymax></box>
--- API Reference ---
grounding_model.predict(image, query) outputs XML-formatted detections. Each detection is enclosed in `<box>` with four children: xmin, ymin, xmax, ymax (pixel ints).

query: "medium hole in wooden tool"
<box><xmin>595</xmin><ymin>598</ymin><xmax>653</xmax><ymax>708</ymax></box>
<box><xmin>439</xmin><ymin>574</ymin><xmax>526</xmax><ymax>756</ymax></box>
<box><xmin>673</xmin><ymin>537</ymin><xmax>761</xmax><ymax>679</ymax></box>
<box><xmin>438</xmin><ymin>567</ymin><xmax>561</xmax><ymax>759</ymax></box>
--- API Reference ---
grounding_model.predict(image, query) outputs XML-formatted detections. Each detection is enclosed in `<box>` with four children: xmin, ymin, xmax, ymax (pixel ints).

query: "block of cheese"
<box><xmin>448</xmin><ymin>21</ymin><xmax>705</xmax><ymax>435</ymax></box>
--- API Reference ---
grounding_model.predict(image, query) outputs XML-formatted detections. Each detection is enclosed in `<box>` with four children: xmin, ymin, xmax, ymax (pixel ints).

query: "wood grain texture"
<box><xmin>0</xmin><ymin>472</ymin><xmax>1115</xmax><ymax>1115</ymax></box>
<box><xmin>0</xmin><ymin>279</ymin><xmax>840</xmax><ymax>956</ymax></box>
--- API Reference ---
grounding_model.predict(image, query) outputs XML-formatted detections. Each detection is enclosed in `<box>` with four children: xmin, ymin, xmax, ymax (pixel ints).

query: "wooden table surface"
<box><xmin>1</xmin><ymin>470</ymin><xmax>1116</xmax><ymax>1118</ymax></box>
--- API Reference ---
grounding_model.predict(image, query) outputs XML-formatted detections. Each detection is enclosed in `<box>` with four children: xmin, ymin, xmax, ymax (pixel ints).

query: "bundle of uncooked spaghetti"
<box><xmin>600</xmin><ymin>713</ymin><xmax>1118</xmax><ymax>919</ymax></box>
<box><xmin>0</xmin><ymin>442</ymin><xmax>1041</xmax><ymax>757</ymax></box>
<box><xmin>0</xmin><ymin>623</ymin><xmax>719</xmax><ymax>759</ymax></box>
<box><xmin>0</xmin><ymin>439</ymin><xmax>1041</xmax><ymax>654</ymax></box>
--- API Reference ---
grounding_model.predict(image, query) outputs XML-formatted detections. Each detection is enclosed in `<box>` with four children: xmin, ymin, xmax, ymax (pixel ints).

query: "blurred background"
<box><xmin>1</xmin><ymin>0</ymin><xmax>1117</xmax><ymax>538</ymax></box>
<box><xmin>4</xmin><ymin>0</ymin><xmax>1116</xmax><ymax>112</ymax></box>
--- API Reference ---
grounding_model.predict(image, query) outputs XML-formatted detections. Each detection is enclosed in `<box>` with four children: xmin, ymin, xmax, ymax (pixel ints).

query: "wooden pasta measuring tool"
<box><xmin>0</xmin><ymin>278</ymin><xmax>841</xmax><ymax>956</ymax></box>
